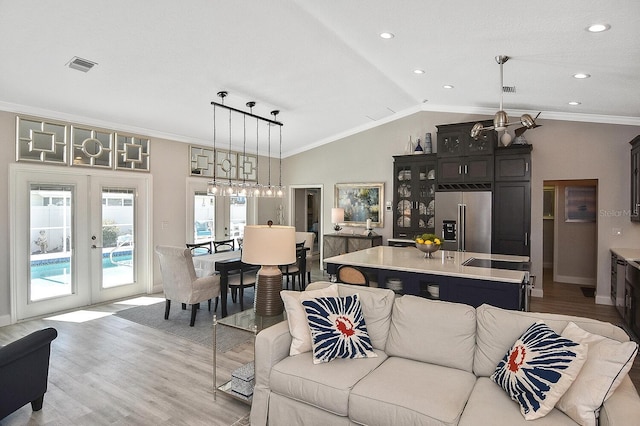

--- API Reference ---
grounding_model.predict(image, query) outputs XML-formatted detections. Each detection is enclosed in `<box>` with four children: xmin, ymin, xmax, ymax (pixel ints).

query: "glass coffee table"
<box><xmin>213</xmin><ymin>309</ymin><xmax>285</xmax><ymax>403</ymax></box>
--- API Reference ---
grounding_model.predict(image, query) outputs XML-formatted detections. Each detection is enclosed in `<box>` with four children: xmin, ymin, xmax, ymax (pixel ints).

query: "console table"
<box><xmin>323</xmin><ymin>233</ymin><xmax>382</xmax><ymax>262</ymax></box>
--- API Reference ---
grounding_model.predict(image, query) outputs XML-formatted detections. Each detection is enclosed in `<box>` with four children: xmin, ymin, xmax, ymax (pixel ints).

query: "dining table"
<box><xmin>191</xmin><ymin>248</ymin><xmax>307</xmax><ymax>317</ymax></box>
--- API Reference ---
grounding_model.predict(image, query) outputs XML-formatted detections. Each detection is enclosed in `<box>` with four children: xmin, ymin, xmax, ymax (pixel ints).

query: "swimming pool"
<box><xmin>31</xmin><ymin>251</ymin><xmax>133</xmax><ymax>279</ymax></box>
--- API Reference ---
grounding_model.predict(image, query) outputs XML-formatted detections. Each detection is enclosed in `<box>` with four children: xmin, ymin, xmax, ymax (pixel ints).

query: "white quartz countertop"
<box><xmin>324</xmin><ymin>246</ymin><xmax>529</xmax><ymax>284</ymax></box>
<box><xmin>610</xmin><ymin>247</ymin><xmax>640</xmax><ymax>261</ymax></box>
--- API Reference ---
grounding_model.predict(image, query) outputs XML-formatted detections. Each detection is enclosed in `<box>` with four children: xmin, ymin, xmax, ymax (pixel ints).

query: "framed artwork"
<box><xmin>565</xmin><ymin>186</ymin><xmax>596</xmax><ymax>222</ymax></box>
<box><xmin>335</xmin><ymin>182</ymin><xmax>384</xmax><ymax>227</ymax></box>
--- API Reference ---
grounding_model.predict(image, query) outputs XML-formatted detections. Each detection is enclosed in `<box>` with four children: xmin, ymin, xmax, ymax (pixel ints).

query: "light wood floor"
<box><xmin>1</xmin><ymin>263</ymin><xmax>637</xmax><ymax>425</ymax></box>
<box><xmin>0</xmin><ymin>300</ymin><xmax>253</xmax><ymax>426</ymax></box>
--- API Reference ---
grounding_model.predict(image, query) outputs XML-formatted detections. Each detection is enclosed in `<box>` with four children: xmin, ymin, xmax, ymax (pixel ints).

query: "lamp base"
<box><xmin>254</xmin><ymin>265</ymin><xmax>284</xmax><ymax>316</ymax></box>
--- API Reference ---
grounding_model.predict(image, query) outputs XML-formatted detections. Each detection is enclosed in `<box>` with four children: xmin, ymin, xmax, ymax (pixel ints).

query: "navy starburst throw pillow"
<box><xmin>301</xmin><ymin>294</ymin><xmax>377</xmax><ymax>364</ymax></box>
<box><xmin>491</xmin><ymin>321</ymin><xmax>587</xmax><ymax>420</ymax></box>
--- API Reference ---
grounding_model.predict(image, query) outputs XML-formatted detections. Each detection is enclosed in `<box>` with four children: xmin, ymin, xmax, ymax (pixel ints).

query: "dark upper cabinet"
<box><xmin>492</xmin><ymin>145</ymin><xmax>532</xmax><ymax>256</ymax></box>
<box><xmin>392</xmin><ymin>154</ymin><xmax>437</xmax><ymax>239</ymax></box>
<box><xmin>631</xmin><ymin>136</ymin><xmax>640</xmax><ymax>222</ymax></box>
<box><xmin>437</xmin><ymin>121</ymin><xmax>496</xmax><ymax>186</ymax></box>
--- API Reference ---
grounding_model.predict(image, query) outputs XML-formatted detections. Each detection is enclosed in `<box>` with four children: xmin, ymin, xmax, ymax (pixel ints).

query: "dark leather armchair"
<box><xmin>0</xmin><ymin>327</ymin><xmax>58</xmax><ymax>419</ymax></box>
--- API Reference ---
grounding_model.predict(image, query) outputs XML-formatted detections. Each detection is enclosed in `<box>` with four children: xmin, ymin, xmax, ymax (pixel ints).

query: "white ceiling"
<box><xmin>1</xmin><ymin>0</ymin><xmax>639</xmax><ymax>157</ymax></box>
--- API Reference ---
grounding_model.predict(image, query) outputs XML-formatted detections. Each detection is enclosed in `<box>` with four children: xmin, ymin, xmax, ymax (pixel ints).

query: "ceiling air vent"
<box><xmin>502</xmin><ymin>86</ymin><xmax>516</xmax><ymax>93</ymax></box>
<box><xmin>67</xmin><ymin>56</ymin><xmax>97</xmax><ymax>72</ymax></box>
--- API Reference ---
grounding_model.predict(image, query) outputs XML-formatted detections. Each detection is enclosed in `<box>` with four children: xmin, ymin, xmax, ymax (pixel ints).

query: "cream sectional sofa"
<box><xmin>250</xmin><ymin>282</ymin><xmax>640</xmax><ymax>426</ymax></box>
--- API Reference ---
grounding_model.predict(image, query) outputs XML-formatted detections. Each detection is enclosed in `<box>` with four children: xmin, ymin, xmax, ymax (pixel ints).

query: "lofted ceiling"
<box><xmin>1</xmin><ymin>0</ymin><xmax>639</xmax><ymax>158</ymax></box>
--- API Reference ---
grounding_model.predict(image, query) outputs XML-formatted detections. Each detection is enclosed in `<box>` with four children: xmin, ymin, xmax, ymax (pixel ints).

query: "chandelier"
<box><xmin>207</xmin><ymin>91</ymin><xmax>284</xmax><ymax>198</ymax></box>
<box><xmin>470</xmin><ymin>56</ymin><xmax>541</xmax><ymax>141</ymax></box>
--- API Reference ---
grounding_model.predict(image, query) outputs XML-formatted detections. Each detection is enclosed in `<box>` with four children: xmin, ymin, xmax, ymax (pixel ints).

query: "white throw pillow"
<box><xmin>280</xmin><ymin>284</ymin><xmax>339</xmax><ymax>356</ymax></box>
<box><xmin>556</xmin><ymin>322</ymin><xmax>639</xmax><ymax>426</ymax></box>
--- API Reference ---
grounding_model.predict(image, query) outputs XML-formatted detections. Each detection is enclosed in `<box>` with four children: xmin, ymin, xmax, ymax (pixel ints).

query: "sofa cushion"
<box><xmin>474</xmin><ymin>304</ymin><xmax>630</xmax><ymax>377</ymax></box>
<box><xmin>269</xmin><ymin>349</ymin><xmax>387</xmax><ymax>416</ymax></box>
<box><xmin>459</xmin><ymin>377</ymin><xmax>579</xmax><ymax>426</ymax></box>
<box><xmin>281</xmin><ymin>284</ymin><xmax>339</xmax><ymax>356</ymax></box>
<box><xmin>491</xmin><ymin>321</ymin><xmax>587</xmax><ymax>420</ymax></box>
<box><xmin>556</xmin><ymin>322</ymin><xmax>639</xmax><ymax>426</ymax></box>
<box><xmin>349</xmin><ymin>357</ymin><xmax>476</xmax><ymax>426</ymax></box>
<box><xmin>385</xmin><ymin>295</ymin><xmax>476</xmax><ymax>372</ymax></box>
<box><xmin>306</xmin><ymin>282</ymin><xmax>395</xmax><ymax>351</ymax></box>
<box><xmin>302</xmin><ymin>294</ymin><xmax>377</xmax><ymax>364</ymax></box>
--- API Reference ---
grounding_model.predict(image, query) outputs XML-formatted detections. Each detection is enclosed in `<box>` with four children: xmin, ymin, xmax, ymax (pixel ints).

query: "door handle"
<box><xmin>91</xmin><ymin>245</ymin><xmax>103</xmax><ymax>249</ymax></box>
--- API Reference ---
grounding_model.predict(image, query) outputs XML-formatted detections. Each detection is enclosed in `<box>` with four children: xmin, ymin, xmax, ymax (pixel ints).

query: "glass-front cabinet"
<box><xmin>393</xmin><ymin>154</ymin><xmax>437</xmax><ymax>239</ymax></box>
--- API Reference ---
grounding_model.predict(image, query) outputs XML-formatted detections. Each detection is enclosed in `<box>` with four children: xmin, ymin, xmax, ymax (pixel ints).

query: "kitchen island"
<box><xmin>325</xmin><ymin>246</ymin><xmax>530</xmax><ymax>310</ymax></box>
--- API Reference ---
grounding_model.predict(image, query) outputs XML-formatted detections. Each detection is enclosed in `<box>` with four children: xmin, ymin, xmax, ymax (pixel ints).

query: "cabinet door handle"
<box><xmin>524</xmin><ymin>232</ymin><xmax>528</xmax><ymax>246</ymax></box>
<box><xmin>464</xmin><ymin>164</ymin><xmax>468</xmax><ymax>175</ymax></box>
<box><xmin>458</xmin><ymin>165</ymin><xmax>462</xmax><ymax>175</ymax></box>
<box><xmin>525</xmin><ymin>162</ymin><xmax>529</xmax><ymax>172</ymax></box>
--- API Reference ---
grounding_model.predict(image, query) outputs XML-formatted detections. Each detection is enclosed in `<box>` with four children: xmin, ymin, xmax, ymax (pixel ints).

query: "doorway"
<box><xmin>10</xmin><ymin>165</ymin><xmax>151</xmax><ymax>320</ymax></box>
<box><xmin>542</xmin><ymin>179</ymin><xmax>598</xmax><ymax>301</ymax></box>
<box><xmin>289</xmin><ymin>185</ymin><xmax>323</xmax><ymax>263</ymax></box>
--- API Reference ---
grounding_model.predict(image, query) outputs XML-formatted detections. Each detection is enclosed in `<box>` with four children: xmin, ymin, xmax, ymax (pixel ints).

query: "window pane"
<box><xmin>194</xmin><ymin>192</ymin><xmax>214</xmax><ymax>242</ymax></box>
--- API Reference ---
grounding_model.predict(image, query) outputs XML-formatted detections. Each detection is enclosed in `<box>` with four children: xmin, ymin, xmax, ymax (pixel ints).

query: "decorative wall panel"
<box><xmin>16</xmin><ymin>117</ymin><xmax>67</xmax><ymax>164</ymax></box>
<box><xmin>115</xmin><ymin>133</ymin><xmax>150</xmax><ymax>171</ymax></box>
<box><xmin>71</xmin><ymin>126</ymin><xmax>113</xmax><ymax>168</ymax></box>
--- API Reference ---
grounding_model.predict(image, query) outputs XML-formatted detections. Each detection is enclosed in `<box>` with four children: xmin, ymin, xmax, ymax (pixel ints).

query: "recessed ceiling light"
<box><xmin>568</xmin><ymin>101</ymin><xmax>581</xmax><ymax>106</ymax></box>
<box><xmin>443</xmin><ymin>85</ymin><xmax>454</xmax><ymax>89</ymax></box>
<box><xmin>573</xmin><ymin>73</ymin><xmax>591</xmax><ymax>79</ymax></box>
<box><xmin>379</xmin><ymin>32</ymin><xmax>394</xmax><ymax>39</ymax></box>
<box><xmin>413</xmin><ymin>69</ymin><xmax>425</xmax><ymax>74</ymax></box>
<box><xmin>587</xmin><ymin>23</ymin><xmax>610</xmax><ymax>33</ymax></box>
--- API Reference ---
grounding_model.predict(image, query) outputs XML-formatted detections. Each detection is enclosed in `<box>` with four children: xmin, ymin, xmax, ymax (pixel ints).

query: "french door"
<box><xmin>11</xmin><ymin>165</ymin><xmax>151</xmax><ymax>320</ymax></box>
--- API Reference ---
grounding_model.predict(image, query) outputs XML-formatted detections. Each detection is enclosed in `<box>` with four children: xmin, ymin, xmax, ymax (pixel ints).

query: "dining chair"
<box><xmin>295</xmin><ymin>232</ymin><xmax>315</xmax><ymax>284</ymax></box>
<box><xmin>213</xmin><ymin>239</ymin><xmax>235</xmax><ymax>253</ymax></box>
<box><xmin>281</xmin><ymin>242</ymin><xmax>306</xmax><ymax>291</ymax></box>
<box><xmin>228</xmin><ymin>266</ymin><xmax>258</xmax><ymax>310</ymax></box>
<box><xmin>336</xmin><ymin>265</ymin><xmax>369</xmax><ymax>286</ymax></box>
<box><xmin>185</xmin><ymin>241</ymin><xmax>212</xmax><ymax>256</ymax></box>
<box><xmin>155</xmin><ymin>245</ymin><xmax>220</xmax><ymax>326</ymax></box>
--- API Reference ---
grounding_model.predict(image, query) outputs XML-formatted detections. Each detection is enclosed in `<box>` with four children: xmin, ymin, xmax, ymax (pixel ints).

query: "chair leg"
<box><xmin>31</xmin><ymin>395</ymin><xmax>44</xmax><ymax>411</ymax></box>
<box><xmin>182</xmin><ymin>303</ymin><xmax>186</xmax><ymax>310</ymax></box>
<box><xmin>231</xmin><ymin>287</ymin><xmax>238</xmax><ymax>303</ymax></box>
<box><xmin>214</xmin><ymin>296</ymin><xmax>219</xmax><ymax>312</ymax></box>
<box><xmin>190</xmin><ymin>304</ymin><xmax>198</xmax><ymax>326</ymax></box>
<box><xmin>239</xmin><ymin>286</ymin><xmax>244</xmax><ymax>311</ymax></box>
<box><xmin>208</xmin><ymin>299</ymin><xmax>211</xmax><ymax>311</ymax></box>
<box><xmin>165</xmin><ymin>299</ymin><xmax>171</xmax><ymax>320</ymax></box>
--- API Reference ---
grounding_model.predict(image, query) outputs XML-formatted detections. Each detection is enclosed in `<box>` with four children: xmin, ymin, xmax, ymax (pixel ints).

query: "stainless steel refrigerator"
<box><xmin>434</xmin><ymin>191</ymin><xmax>492</xmax><ymax>253</ymax></box>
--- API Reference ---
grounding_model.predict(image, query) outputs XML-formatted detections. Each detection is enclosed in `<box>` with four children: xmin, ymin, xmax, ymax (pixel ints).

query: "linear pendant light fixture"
<box><xmin>207</xmin><ymin>91</ymin><xmax>284</xmax><ymax>197</ymax></box>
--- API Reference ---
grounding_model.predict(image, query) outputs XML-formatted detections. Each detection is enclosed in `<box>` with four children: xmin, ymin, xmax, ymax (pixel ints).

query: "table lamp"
<box><xmin>331</xmin><ymin>207</ymin><xmax>344</xmax><ymax>232</ymax></box>
<box><xmin>241</xmin><ymin>224</ymin><xmax>296</xmax><ymax>316</ymax></box>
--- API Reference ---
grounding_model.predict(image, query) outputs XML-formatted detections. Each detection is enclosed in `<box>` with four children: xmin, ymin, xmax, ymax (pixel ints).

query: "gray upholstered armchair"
<box><xmin>155</xmin><ymin>245</ymin><xmax>220</xmax><ymax>326</ymax></box>
<box><xmin>0</xmin><ymin>327</ymin><xmax>58</xmax><ymax>419</ymax></box>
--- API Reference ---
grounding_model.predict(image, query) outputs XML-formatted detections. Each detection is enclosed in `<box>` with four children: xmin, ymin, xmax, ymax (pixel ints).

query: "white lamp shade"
<box><xmin>241</xmin><ymin>225</ymin><xmax>296</xmax><ymax>266</ymax></box>
<box><xmin>331</xmin><ymin>207</ymin><xmax>344</xmax><ymax>223</ymax></box>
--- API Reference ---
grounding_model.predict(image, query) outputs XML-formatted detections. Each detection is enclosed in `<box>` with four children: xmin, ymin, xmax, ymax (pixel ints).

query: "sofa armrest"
<box><xmin>599</xmin><ymin>375</ymin><xmax>640</xmax><ymax>426</ymax></box>
<box><xmin>254</xmin><ymin>320</ymin><xmax>292</xmax><ymax>387</ymax></box>
<box><xmin>251</xmin><ymin>320</ymin><xmax>291</xmax><ymax>426</ymax></box>
<box><xmin>0</xmin><ymin>327</ymin><xmax>58</xmax><ymax>419</ymax></box>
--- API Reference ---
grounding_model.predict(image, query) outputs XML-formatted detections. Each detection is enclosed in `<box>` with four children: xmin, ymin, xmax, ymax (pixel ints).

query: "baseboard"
<box><xmin>0</xmin><ymin>314</ymin><xmax>12</xmax><ymax>327</ymax></box>
<box><xmin>531</xmin><ymin>288</ymin><xmax>543</xmax><ymax>298</ymax></box>
<box><xmin>596</xmin><ymin>295</ymin><xmax>614</xmax><ymax>306</ymax></box>
<box><xmin>553</xmin><ymin>274</ymin><xmax>596</xmax><ymax>286</ymax></box>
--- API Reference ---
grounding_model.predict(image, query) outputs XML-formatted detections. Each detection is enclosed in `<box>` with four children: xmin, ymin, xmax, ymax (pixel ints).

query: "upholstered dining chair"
<box><xmin>281</xmin><ymin>242</ymin><xmax>306</xmax><ymax>291</ymax></box>
<box><xmin>155</xmin><ymin>245</ymin><xmax>220</xmax><ymax>326</ymax></box>
<box><xmin>186</xmin><ymin>241</ymin><xmax>212</xmax><ymax>256</ymax></box>
<box><xmin>213</xmin><ymin>239</ymin><xmax>235</xmax><ymax>253</ymax></box>
<box><xmin>336</xmin><ymin>265</ymin><xmax>369</xmax><ymax>286</ymax></box>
